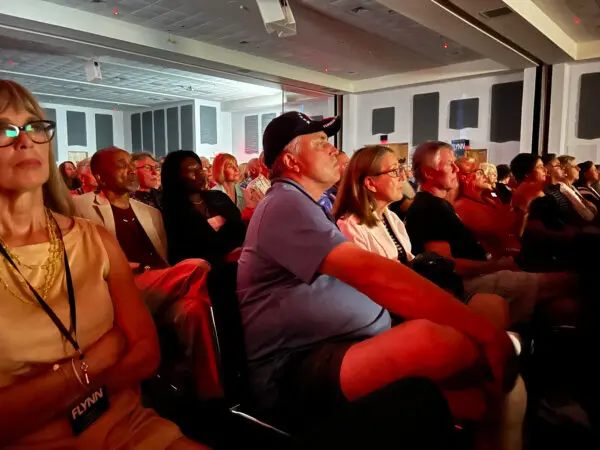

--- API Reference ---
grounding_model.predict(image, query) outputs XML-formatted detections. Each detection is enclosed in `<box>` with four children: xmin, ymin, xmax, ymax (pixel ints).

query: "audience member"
<box><xmin>405</xmin><ymin>141</ymin><xmax>575</xmax><ymax>322</ymax></box>
<box><xmin>575</xmin><ymin>161</ymin><xmax>600</xmax><ymax>209</ymax></box>
<box><xmin>211</xmin><ymin>153</ymin><xmax>245</xmax><ymax>211</ymax></box>
<box><xmin>0</xmin><ymin>80</ymin><xmax>207</xmax><ymax>449</ymax></box>
<box><xmin>240</xmin><ymin>157</ymin><xmax>260</xmax><ymax>188</ymax></box>
<box><xmin>335</xmin><ymin>145</ymin><xmax>509</xmax><ymax>328</ymax></box>
<box><xmin>558</xmin><ymin>155</ymin><xmax>597</xmax><ymax>221</ymax></box>
<box><xmin>161</xmin><ymin>151</ymin><xmax>246</xmax><ymax>267</ymax></box>
<box><xmin>495</xmin><ymin>164</ymin><xmax>513</xmax><ymax>205</ymax></box>
<box><xmin>480</xmin><ymin>162</ymin><xmax>498</xmax><ymax>189</ymax></box>
<box><xmin>58</xmin><ymin>160</ymin><xmax>81</xmax><ymax>191</ymax></box>
<box><xmin>454</xmin><ymin>157</ymin><xmax>524</xmax><ymax>259</ymax></box>
<box><xmin>238</xmin><ymin>112</ymin><xmax>524</xmax><ymax>446</ymax></box>
<box><xmin>199</xmin><ymin>156</ymin><xmax>215</xmax><ymax>188</ymax></box>
<box><xmin>131</xmin><ymin>152</ymin><xmax>163</xmax><ymax>211</ymax></box>
<box><xmin>73</xmin><ymin>147</ymin><xmax>222</xmax><ymax>400</ymax></box>
<box><xmin>318</xmin><ymin>150</ymin><xmax>349</xmax><ymax>214</ymax></box>
<box><xmin>74</xmin><ymin>157</ymin><xmax>99</xmax><ymax>195</ymax></box>
<box><xmin>237</xmin><ymin>162</ymin><xmax>248</xmax><ymax>184</ymax></box>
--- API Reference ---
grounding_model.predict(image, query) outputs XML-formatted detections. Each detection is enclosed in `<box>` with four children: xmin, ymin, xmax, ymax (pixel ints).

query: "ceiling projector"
<box><xmin>256</xmin><ymin>0</ymin><xmax>297</xmax><ymax>37</ymax></box>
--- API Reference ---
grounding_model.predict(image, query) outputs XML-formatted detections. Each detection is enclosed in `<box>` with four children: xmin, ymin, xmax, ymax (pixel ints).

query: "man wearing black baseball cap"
<box><xmin>237</xmin><ymin>111</ymin><xmax>520</xmax><ymax>441</ymax></box>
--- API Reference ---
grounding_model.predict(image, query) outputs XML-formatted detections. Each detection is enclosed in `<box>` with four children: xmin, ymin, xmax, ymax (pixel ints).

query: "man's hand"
<box><xmin>244</xmin><ymin>188</ymin><xmax>265</xmax><ymax>209</ymax></box>
<box><xmin>483</xmin><ymin>330</ymin><xmax>518</xmax><ymax>393</ymax></box>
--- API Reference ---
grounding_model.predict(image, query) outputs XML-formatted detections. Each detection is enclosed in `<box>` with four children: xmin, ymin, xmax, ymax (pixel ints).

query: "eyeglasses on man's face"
<box><xmin>0</xmin><ymin>120</ymin><xmax>56</xmax><ymax>148</ymax></box>
<box><xmin>137</xmin><ymin>164</ymin><xmax>160</xmax><ymax>173</ymax></box>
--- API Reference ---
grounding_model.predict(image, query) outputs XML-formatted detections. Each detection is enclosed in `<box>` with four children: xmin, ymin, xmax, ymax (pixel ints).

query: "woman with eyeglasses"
<box><xmin>0</xmin><ymin>81</ymin><xmax>209</xmax><ymax>448</ymax></box>
<box><xmin>454</xmin><ymin>157</ymin><xmax>525</xmax><ymax>260</ymax></box>
<box><xmin>334</xmin><ymin>146</ymin><xmax>510</xmax><ymax>329</ymax></box>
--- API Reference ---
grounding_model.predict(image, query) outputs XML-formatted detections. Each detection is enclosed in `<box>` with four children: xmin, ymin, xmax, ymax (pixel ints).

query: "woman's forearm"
<box><xmin>0</xmin><ymin>363</ymin><xmax>85</xmax><ymax>446</ymax></box>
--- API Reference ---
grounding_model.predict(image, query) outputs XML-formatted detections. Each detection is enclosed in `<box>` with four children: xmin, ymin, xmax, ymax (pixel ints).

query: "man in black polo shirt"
<box><xmin>405</xmin><ymin>141</ymin><xmax>575</xmax><ymax>323</ymax></box>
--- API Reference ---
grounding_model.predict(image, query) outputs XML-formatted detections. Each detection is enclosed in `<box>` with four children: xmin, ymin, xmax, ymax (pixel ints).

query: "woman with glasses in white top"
<box><xmin>334</xmin><ymin>145</ymin><xmax>509</xmax><ymax>329</ymax></box>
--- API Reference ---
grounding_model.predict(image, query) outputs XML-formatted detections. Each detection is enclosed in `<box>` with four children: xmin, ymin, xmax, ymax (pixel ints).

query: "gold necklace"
<box><xmin>0</xmin><ymin>209</ymin><xmax>64</xmax><ymax>304</ymax></box>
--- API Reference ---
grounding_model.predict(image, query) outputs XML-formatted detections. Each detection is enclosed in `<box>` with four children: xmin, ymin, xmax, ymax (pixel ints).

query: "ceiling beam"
<box><xmin>352</xmin><ymin>58</ymin><xmax>511</xmax><ymax>92</ymax></box>
<box><xmin>0</xmin><ymin>0</ymin><xmax>353</xmax><ymax>93</ymax></box>
<box><xmin>501</xmin><ymin>0</ymin><xmax>578</xmax><ymax>60</ymax></box>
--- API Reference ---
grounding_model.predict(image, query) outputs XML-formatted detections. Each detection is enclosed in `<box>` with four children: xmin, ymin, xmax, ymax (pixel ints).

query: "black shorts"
<box><xmin>271</xmin><ymin>340</ymin><xmax>357</xmax><ymax>430</ymax></box>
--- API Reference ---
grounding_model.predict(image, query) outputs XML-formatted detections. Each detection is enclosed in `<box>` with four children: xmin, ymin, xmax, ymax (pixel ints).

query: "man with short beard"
<box><xmin>73</xmin><ymin>147</ymin><xmax>222</xmax><ymax>399</ymax></box>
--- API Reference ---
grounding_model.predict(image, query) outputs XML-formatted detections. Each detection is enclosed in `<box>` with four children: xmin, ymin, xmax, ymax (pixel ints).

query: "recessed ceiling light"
<box><xmin>239</xmin><ymin>40</ymin><xmax>249</xmax><ymax>44</ymax></box>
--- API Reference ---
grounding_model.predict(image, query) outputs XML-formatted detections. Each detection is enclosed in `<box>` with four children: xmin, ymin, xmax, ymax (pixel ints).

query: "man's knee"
<box><xmin>470</xmin><ymin>293</ymin><xmax>510</xmax><ymax>329</ymax></box>
<box><xmin>403</xmin><ymin>319</ymin><xmax>480</xmax><ymax>368</ymax></box>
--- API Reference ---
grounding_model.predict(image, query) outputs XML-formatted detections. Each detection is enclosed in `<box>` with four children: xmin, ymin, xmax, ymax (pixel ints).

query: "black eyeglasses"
<box><xmin>373</xmin><ymin>167</ymin><xmax>406</xmax><ymax>178</ymax></box>
<box><xmin>0</xmin><ymin>120</ymin><xmax>56</xmax><ymax>148</ymax></box>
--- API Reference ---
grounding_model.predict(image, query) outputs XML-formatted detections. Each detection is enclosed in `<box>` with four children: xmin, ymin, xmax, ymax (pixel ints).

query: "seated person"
<box><xmin>335</xmin><ymin>145</ymin><xmax>508</xmax><ymax>328</ymax></box>
<box><xmin>240</xmin><ymin>157</ymin><xmax>260</xmax><ymax>188</ymax></box>
<box><xmin>575</xmin><ymin>161</ymin><xmax>600</xmax><ymax>209</ymax></box>
<box><xmin>211</xmin><ymin>153</ymin><xmax>245</xmax><ymax>210</ymax></box>
<box><xmin>318</xmin><ymin>151</ymin><xmax>349</xmax><ymax>214</ymax></box>
<box><xmin>495</xmin><ymin>164</ymin><xmax>513</xmax><ymax>205</ymax></box>
<box><xmin>454</xmin><ymin>157</ymin><xmax>524</xmax><ymax>259</ymax></box>
<box><xmin>161</xmin><ymin>151</ymin><xmax>247</xmax><ymax>267</ymax></box>
<box><xmin>58</xmin><ymin>160</ymin><xmax>82</xmax><ymax>192</ymax></box>
<box><xmin>73</xmin><ymin>147</ymin><xmax>222</xmax><ymax>399</ymax></box>
<box><xmin>405</xmin><ymin>142</ymin><xmax>575</xmax><ymax>323</ymax></box>
<box><xmin>0</xmin><ymin>81</ymin><xmax>207</xmax><ymax>449</ymax></box>
<box><xmin>131</xmin><ymin>152</ymin><xmax>162</xmax><ymax>211</ymax></box>
<box><xmin>538</xmin><ymin>154</ymin><xmax>593</xmax><ymax>226</ymax></box>
<box><xmin>238</xmin><ymin>112</ymin><xmax>525</xmax><ymax>447</ymax></box>
<box><xmin>558</xmin><ymin>155</ymin><xmax>597</xmax><ymax>220</ymax></box>
<box><xmin>73</xmin><ymin>157</ymin><xmax>98</xmax><ymax>195</ymax></box>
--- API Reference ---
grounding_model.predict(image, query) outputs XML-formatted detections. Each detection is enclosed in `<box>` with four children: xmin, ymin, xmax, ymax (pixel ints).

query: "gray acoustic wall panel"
<box><xmin>412</xmin><ymin>93</ymin><xmax>439</xmax><ymax>145</ymax></box>
<box><xmin>66</xmin><ymin>111</ymin><xmax>87</xmax><ymax>146</ymax></box>
<box><xmin>372</xmin><ymin>107</ymin><xmax>395</xmax><ymax>135</ymax></box>
<box><xmin>200</xmin><ymin>105</ymin><xmax>218</xmax><ymax>145</ymax></box>
<box><xmin>167</xmin><ymin>107</ymin><xmax>179</xmax><ymax>152</ymax></box>
<box><xmin>261</xmin><ymin>113</ymin><xmax>277</xmax><ymax>139</ymax></box>
<box><xmin>95</xmin><ymin>114</ymin><xmax>114</xmax><ymax>150</ymax></box>
<box><xmin>578</xmin><ymin>73</ymin><xmax>600</xmax><ymax>140</ymax></box>
<box><xmin>180</xmin><ymin>104</ymin><xmax>194</xmax><ymax>150</ymax></box>
<box><xmin>131</xmin><ymin>113</ymin><xmax>142</xmax><ymax>151</ymax></box>
<box><xmin>142</xmin><ymin>111</ymin><xmax>153</xmax><ymax>153</ymax></box>
<box><xmin>490</xmin><ymin>81</ymin><xmax>523</xmax><ymax>143</ymax></box>
<box><xmin>154</xmin><ymin>109</ymin><xmax>166</xmax><ymax>157</ymax></box>
<box><xmin>449</xmin><ymin>98</ymin><xmax>479</xmax><ymax>129</ymax></box>
<box><xmin>44</xmin><ymin>108</ymin><xmax>58</xmax><ymax>161</ymax></box>
<box><xmin>245</xmin><ymin>115</ymin><xmax>259</xmax><ymax>154</ymax></box>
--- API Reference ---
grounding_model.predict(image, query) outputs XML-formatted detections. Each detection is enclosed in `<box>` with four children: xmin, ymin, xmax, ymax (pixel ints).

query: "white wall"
<box><xmin>41</xmin><ymin>102</ymin><xmax>124</xmax><ymax>163</ymax></box>
<box><xmin>548</xmin><ymin>59</ymin><xmax>600</xmax><ymax>163</ymax></box>
<box><xmin>230</xmin><ymin>97</ymin><xmax>334</xmax><ymax>163</ymax></box>
<box><xmin>344</xmin><ymin>71</ymin><xmax>530</xmax><ymax>165</ymax></box>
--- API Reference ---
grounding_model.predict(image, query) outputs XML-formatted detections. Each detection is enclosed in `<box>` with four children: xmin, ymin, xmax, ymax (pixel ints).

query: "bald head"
<box><xmin>91</xmin><ymin>147</ymin><xmax>138</xmax><ymax>194</ymax></box>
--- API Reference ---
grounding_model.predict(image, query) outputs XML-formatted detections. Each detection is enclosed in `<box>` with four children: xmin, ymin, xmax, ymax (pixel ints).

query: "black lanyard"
<box><xmin>0</xmin><ymin>213</ymin><xmax>80</xmax><ymax>355</ymax></box>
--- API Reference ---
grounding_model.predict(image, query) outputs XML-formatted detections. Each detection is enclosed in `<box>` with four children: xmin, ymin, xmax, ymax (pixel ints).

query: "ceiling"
<box><xmin>532</xmin><ymin>0</ymin><xmax>600</xmax><ymax>42</ymax></box>
<box><xmin>38</xmin><ymin>0</ymin><xmax>482</xmax><ymax>79</ymax></box>
<box><xmin>0</xmin><ymin>36</ymin><xmax>282</xmax><ymax>110</ymax></box>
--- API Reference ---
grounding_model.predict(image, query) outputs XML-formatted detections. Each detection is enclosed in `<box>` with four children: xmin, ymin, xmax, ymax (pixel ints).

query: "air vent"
<box><xmin>351</xmin><ymin>6</ymin><xmax>368</xmax><ymax>14</ymax></box>
<box><xmin>479</xmin><ymin>6</ymin><xmax>512</xmax><ymax>19</ymax></box>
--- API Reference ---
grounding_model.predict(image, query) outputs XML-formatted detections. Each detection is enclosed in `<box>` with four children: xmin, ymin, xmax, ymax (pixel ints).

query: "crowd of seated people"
<box><xmin>5</xmin><ymin>76</ymin><xmax>600</xmax><ymax>449</ymax></box>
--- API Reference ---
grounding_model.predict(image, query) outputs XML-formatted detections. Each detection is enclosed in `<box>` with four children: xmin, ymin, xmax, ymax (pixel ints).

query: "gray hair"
<box><xmin>269</xmin><ymin>136</ymin><xmax>302</xmax><ymax>179</ymax></box>
<box><xmin>132</xmin><ymin>152</ymin><xmax>156</xmax><ymax>163</ymax></box>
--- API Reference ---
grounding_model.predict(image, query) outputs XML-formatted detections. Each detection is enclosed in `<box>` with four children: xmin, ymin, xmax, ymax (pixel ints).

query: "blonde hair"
<box><xmin>480</xmin><ymin>162</ymin><xmax>497</xmax><ymax>179</ymax></box>
<box><xmin>212</xmin><ymin>153</ymin><xmax>238</xmax><ymax>185</ymax></box>
<box><xmin>0</xmin><ymin>80</ymin><xmax>75</xmax><ymax>217</ymax></box>
<box><xmin>333</xmin><ymin>145</ymin><xmax>393</xmax><ymax>228</ymax></box>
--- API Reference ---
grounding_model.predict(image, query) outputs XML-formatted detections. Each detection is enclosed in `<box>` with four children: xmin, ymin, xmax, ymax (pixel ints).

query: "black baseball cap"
<box><xmin>263</xmin><ymin>111</ymin><xmax>341</xmax><ymax>168</ymax></box>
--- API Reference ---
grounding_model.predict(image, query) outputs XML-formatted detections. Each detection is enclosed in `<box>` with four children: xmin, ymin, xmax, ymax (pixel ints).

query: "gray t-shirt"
<box><xmin>238</xmin><ymin>179</ymin><xmax>391</xmax><ymax>371</ymax></box>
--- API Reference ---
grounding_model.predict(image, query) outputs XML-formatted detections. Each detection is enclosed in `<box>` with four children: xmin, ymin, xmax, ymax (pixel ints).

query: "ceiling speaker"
<box><xmin>256</xmin><ymin>0</ymin><xmax>297</xmax><ymax>37</ymax></box>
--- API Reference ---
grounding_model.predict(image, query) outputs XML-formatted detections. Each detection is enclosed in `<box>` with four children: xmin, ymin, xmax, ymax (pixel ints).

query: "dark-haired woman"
<box><xmin>575</xmin><ymin>161</ymin><xmax>600</xmax><ymax>211</ymax></box>
<box><xmin>58</xmin><ymin>161</ymin><xmax>82</xmax><ymax>192</ymax></box>
<box><xmin>161</xmin><ymin>151</ymin><xmax>247</xmax><ymax>267</ymax></box>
